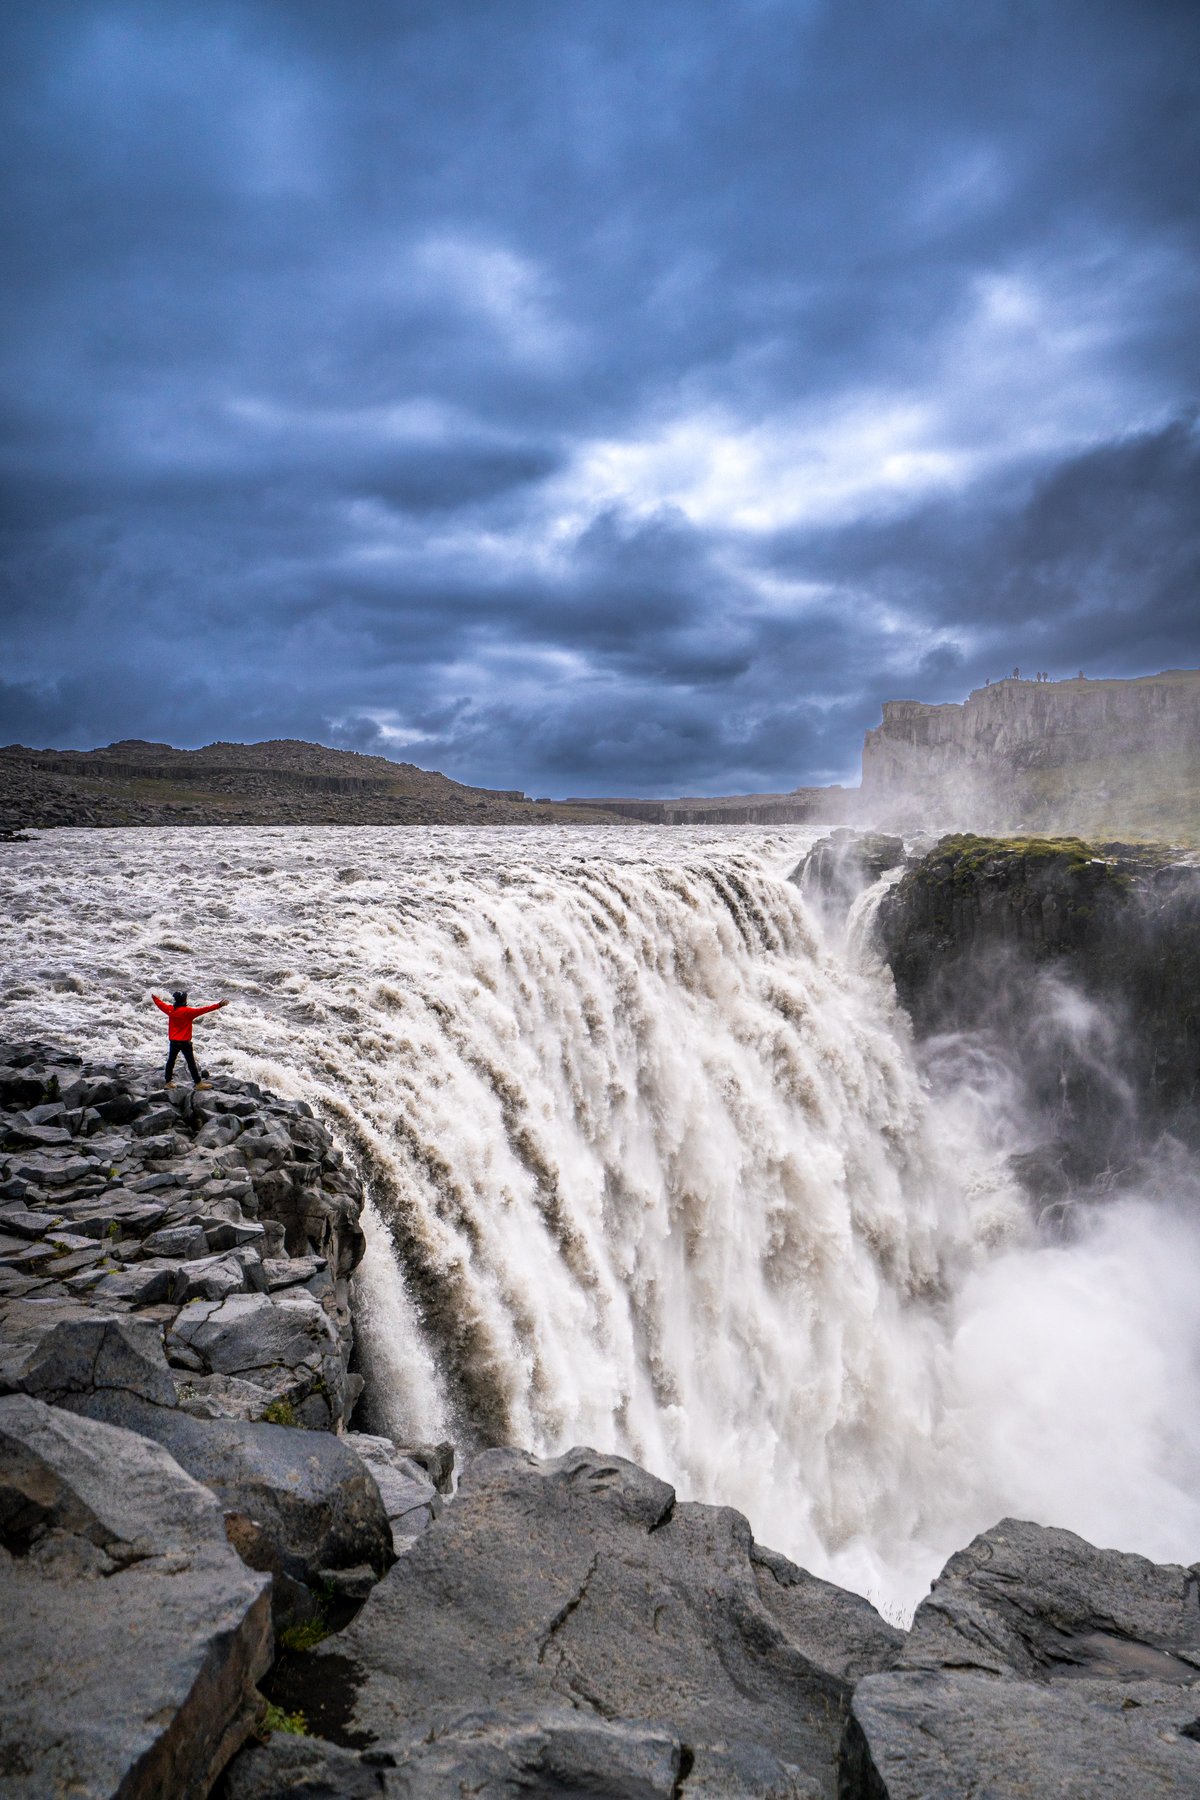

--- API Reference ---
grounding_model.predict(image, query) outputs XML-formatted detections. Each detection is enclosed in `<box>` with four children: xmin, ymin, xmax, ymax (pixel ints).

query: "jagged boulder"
<box><xmin>845</xmin><ymin>1519</ymin><xmax>1200</xmax><ymax>1799</ymax></box>
<box><xmin>273</xmin><ymin>1445</ymin><xmax>900</xmax><ymax>1797</ymax></box>
<box><xmin>11</xmin><ymin>1313</ymin><xmax>392</xmax><ymax>1598</ymax></box>
<box><xmin>346</xmin><ymin>1430</ymin><xmax>440</xmax><ymax>1551</ymax></box>
<box><xmin>898</xmin><ymin>1516</ymin><xmax>1200</xmax><ymax>1681</ymax></box>
<box><xmin>0</xmin><ymin>1394</ymin><xmax>271</xmax><ymax>1799</ymax></box>
<box><xmin>13</xmin><ymin>1312</ymin><xmax>178</xmax><ymax>1411</ymax></box>
<box><xmin>167</xmin><ymin>1289</ymin><xmax>352</xmax><ymax>1428</ymax></box>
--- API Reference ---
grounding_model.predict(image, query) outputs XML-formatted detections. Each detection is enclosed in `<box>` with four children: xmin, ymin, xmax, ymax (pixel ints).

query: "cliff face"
<box><xmin>861</xmin><ymin>670</ymin><xmax>1200</xmax><ymax>840</ymax></box>
<box><xmin>876</xmin><ymin>835</ymin><xmax>1200</xmax><ymax>1181</ymax></box>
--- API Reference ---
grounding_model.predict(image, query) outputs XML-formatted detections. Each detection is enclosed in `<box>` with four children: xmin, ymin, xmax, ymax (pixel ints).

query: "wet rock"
<box><xmin>0</xmin><ymin>1393</ymin><xmax>271</xmax><ymax>1800</ymax></box>
<box><xmin>310</xmin><ymin>1445</ymin><xmax>898</xmax><ymax>1795</ymax></box>
<box><xmin>876</xmin><ymin>836</ymin><xmax>1200</xmax><ymax>1155</ymax></box>
<box><xmin>793</xmin><ymin>828</ymin><xmax>906</xmax><ymax>913</ymax></box>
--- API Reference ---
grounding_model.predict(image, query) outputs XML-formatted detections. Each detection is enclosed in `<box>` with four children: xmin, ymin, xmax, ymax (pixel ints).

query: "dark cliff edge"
<box><xmin>6</xmin><ymin>1040</ymin><xmax>1200</xmax><ymax>1797</ymax></box>
<box><xmin>872</xmin><ymin>834</ymin><xmax>1200</xmax><ymax>1203</ymax></box>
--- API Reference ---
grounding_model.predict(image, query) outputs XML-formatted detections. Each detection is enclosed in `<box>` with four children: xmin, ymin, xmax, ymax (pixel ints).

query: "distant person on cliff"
<box><xmin>151</xmin><ymin>990</ymin><xmax>228</xmax><ymax>1088</ymax></box>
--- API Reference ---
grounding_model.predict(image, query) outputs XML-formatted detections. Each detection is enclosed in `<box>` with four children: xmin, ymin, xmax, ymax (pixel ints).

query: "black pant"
<box><xmin>165</xmin><ymin>1041</ymin><xmax>201</xmax><ymax>1084</ymax></box>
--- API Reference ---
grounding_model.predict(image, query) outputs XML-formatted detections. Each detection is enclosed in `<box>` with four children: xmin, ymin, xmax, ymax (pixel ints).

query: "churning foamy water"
<box><xmin>2</xmin><ymin>823</ymin><xmax>1198</xmax><ymax>1616</ymax></box>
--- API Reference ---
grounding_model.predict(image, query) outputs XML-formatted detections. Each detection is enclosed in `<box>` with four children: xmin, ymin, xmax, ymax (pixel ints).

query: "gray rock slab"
<box><xmin>0</xmin><ymin>1294</ymin><xmax>129</xmax><ymax>1387</ymax></box>
<box><xmin>0</xmin><ymin>1394</ymin><xmax>271</xmax><ymax>1800</ymax></box>
<box><xmin>145</xmin><ymin>1221</ymin><xmax>211</xmax><ymax>1259</ymax></box>
<box><xmin>752</xmin><ymin>1542</ymin><xmax>905</xmax><ymax>1684</ymax></box>
<box><xmin>90</xmin><ymin>1257</ymin><xmax>178</xmax><ymax>1307</ymax></box>
<box><xmin>385</xmin><ymin>1437</ymin><xmax>455</xmax><ymax>1494</ymax></box>
<box><xmin>845</xmin><ymin>1668</ymin><xmax>1200</xmax><ymax>1800</ymax></box>
<box><xmin>169</xmin><ymin>1290</ymin><xmax>335</xmax><ymax>1377</ymax></box>
<box><xmin>262</xmin><ymin>1253</ymin><xmax>327</xmax><ymax>1290</ymax></box>
<box><xmin>68</xmin><ymin>1198</ymin><xmax>169</xmax><ymax>1237</ymax></box>
<box><xmin>176</xmin><ymin>1370</ymin><xmax>277</xmax><ymax>1421</ymax></box>
<box><xmin>5</xmin><ymin>1151</ymin><xmax>94</xmax><ymax>1186</ymax></box>
<box><xmin>0</xmin><ymin>1206</ymin><xmax>67</xmax><ymax>1238</ymax></box>
<box><xmin>16</xmin><ymin>1313</ymin><xmax>178</xmax><ymax>1410</ymax></box>
<box><xmin>173</xmin><ymin>1251</ymin><xmax>251</xmax><ymax>1304</ymax></box>
<box><xmin>901</xmin><ymin>1516</ymin><xmax>1200</xmax><ymax>1681</ymax></box>
<box><xmin>67</xmin><ymin>1392</ymin><xmax>394</xmax><ymax>1588</ymax></box>
<box><xmin>315</xmin><ymin>1444</ymin><xmax>894</xmax><ymax>1796</ymax></box>
<box><xmin>383</xmin><ymin>1707</ymin><xmax>686</xmax><ymax>1799</ymax></box>
<box><xmin>346</xmin><ymin>1432</ymin><xmax>440</xmax><ymax>1548</ymax></box>
<box><xmin>206</xmin><ymin>1219</ymin><xmax>268</xmax><ymax>1252</ymax></box>
<box><xmin>2</xmin><ymin>1122</ymin><xmax>73</xmax><ymax>1149</ymax></box>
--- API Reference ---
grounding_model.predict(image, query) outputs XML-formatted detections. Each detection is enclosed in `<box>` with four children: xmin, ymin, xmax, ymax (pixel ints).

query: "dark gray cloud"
<box><xmin>1</xmin><ymin>0</ymin><xmax>1197</xmax><ymax>795</ymax></box>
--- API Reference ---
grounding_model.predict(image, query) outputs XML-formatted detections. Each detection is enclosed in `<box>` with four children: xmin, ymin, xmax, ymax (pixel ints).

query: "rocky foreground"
<box><xmin>4</xmin><ymin>1044</ymin><xmax>1200</xmax><ymax>1797</ymax></box>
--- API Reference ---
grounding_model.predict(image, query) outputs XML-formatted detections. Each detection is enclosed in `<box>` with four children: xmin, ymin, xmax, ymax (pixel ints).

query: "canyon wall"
<box><xmin>861</xmin><ymin>669</ymin><xmax>1200</xmax><ymax>839</ymax></box>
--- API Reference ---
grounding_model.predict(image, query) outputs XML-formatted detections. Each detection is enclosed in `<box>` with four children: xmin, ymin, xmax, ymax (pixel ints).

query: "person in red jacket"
<box><xmin>151</xmin><ymin>989</ymin><xmax>228</xmax><ymax>1087</ymax></box>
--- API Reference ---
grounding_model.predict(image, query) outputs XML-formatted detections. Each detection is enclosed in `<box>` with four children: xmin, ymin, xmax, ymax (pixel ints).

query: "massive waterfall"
<box><xmin>3</xmin><ymin>824</ymin><xmax>1199</xmax><ymax>1614</ymax></box>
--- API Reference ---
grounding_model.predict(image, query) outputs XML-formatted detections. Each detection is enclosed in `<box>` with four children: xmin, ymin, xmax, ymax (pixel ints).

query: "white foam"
<box><xmin>2</xmin><ymin>823</ymin><xmax>1196</xmax><ymax>1615</ymax></box>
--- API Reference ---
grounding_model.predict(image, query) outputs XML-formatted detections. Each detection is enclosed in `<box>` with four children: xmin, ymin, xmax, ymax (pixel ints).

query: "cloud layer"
<box><xmin>2</xmin><ymin>0</ymin><xmax>1198</xmax><ymax>794</ymax></box>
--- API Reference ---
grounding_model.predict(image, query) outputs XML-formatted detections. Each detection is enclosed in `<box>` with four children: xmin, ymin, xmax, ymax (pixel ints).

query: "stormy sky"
<box><xmin>1</xmin><ymin>1</ymin><xmax>1198</xmax><ymax>796</ymax></box>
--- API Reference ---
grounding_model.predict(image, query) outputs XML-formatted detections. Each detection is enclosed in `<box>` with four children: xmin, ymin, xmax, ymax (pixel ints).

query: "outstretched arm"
<box><xmin>151</xmin><ymin>994</ymin><xmax>171</xmax><ymax>1014</ymax></box>
<box><xmin>193</xmin><ymin>1001</ymin><xmax>227</xmax><ymax>1015</ymax></box>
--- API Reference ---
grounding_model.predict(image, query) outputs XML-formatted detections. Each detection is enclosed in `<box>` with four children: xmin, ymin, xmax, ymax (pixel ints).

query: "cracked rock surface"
<box><xmin>263</xmin><ymin>1444</ymin><xmax>901</xmax><ymax>1798</ymax></box>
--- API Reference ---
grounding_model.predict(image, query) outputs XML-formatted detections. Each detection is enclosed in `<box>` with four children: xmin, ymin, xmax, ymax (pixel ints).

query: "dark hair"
<box><xmin>172</xmin><ymin>990</ymin><xmax>187</xmax><ymax>1007</ymax></box>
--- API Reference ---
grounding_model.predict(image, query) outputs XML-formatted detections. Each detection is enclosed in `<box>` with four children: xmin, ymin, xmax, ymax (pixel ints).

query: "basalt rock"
<box><xmin>0</xmin><ymin>1393</ymin><xmax>272</xmax><ymax>1800</ymax></box>
<box><xmin>792</xmin><ymin>829</ymin><xmax>905</xmax><ymax>915</ymax></box>
<box><xmin>844</xmin><ymin>1518</ymin><xmax>1200</xmax><ymax>1799</ymax></box>
<box><xmin>0</xmin><ymin>1040</ymin><xmax>367</xmax><ymax>1427</ymax></box>
<box><xmin>875</xmin><ymin>835</ymin><xmax>1200</xmax><ymax>1168</ymax></box>
<box><xmin>0</xmin><ymin>1038</ymin><xmax>383</xmax><ymax>1789</ymax></box>
<box><xmin>277</xmin><ymin>1444</ymin><xmax>901</xmax><ymax>1799</ymax></box>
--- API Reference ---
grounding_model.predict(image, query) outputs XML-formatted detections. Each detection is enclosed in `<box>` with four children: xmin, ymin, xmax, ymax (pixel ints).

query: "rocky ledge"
<box><xmin>5</xmin><ymin>1043</ymin><xmax>1200</xmax><ymax>1798</ymax></box>
<box><xmin>0</xmin><ymin>1041</ymin><xmax>446</xmax><ymax>1797</ymax></box>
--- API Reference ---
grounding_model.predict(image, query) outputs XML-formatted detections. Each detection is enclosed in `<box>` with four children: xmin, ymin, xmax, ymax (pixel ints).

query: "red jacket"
<box><xmin>152</xmin><ymin>996</ymin><xmax>223</xmax><ymax>1041</ymax></box>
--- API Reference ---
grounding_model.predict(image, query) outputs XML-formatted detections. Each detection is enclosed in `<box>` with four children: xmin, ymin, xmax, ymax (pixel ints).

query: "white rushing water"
<box><xmin>2</xmin><ymin>823</ymin><xmax>1199</xmax><ymax>1616</ymax></box>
